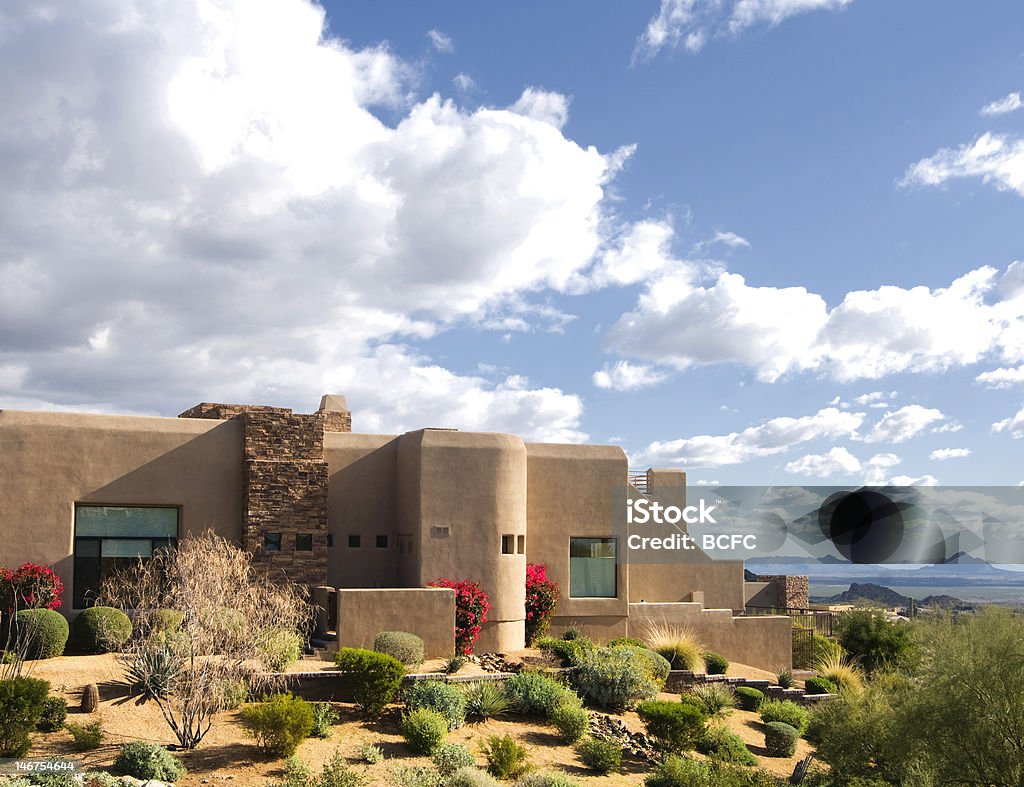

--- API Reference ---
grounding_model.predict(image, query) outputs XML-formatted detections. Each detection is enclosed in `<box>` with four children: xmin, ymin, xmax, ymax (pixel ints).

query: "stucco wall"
<box><xmin>0</xmin><ymin>409</ymin><xmax>244</xmax><ymax>611</ymax></box>
<box><xmin>628</xmin><ymin>562</ymin><xmax>747</xmax><ymax>611</ymax></box>
<box><xmin>525</xmin><ymin>443</ymin><xmax>630</xmax><ymax>622</ymax></box>
<box><xmin>324</xmin><ymin>433</ymin><xmax>399</xmax><ymax>589</ymax></box>
<box><xmin>627</xmin><ymin>602</ymin><xmax>792</xmax><ymax>672</ymax></box>
<box><xmin>335</xmin><ymin>587</ymin><xmax>455</xmax><ymax>658</ymax></box>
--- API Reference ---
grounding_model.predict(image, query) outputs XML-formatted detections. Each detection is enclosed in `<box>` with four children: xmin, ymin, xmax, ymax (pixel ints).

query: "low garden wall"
<box><xmin>334</xmin><ymin>587</ymin><xmax>456</xmax><ymax>658</ymax></box>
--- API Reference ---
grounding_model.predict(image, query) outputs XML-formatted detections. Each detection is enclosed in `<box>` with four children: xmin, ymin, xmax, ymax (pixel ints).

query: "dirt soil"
<box><xmin>23</xmin><ymin>654</ymin><xmax>814</xmax><ymax>786</ymax></box>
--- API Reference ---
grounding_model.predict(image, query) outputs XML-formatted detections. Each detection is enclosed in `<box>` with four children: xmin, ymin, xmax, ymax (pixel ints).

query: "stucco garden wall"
<box><xmin>335</xmin><ymin>587</ymin><xmax>456</xmax><ymax>658</ymax></box>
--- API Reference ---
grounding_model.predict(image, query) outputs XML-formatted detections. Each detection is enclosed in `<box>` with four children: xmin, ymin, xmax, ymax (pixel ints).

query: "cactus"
<box><xmin>81</xmin><ymin>682</ymin><xmax>100</xmax><ymax>713</ymax></box>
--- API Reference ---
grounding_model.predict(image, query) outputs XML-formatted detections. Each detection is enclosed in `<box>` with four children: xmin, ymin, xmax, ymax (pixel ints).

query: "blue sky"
<box><xmin>1</xmin><ymin>0</ymin><xmax>1023</xmax><ymax>486</ymax></box>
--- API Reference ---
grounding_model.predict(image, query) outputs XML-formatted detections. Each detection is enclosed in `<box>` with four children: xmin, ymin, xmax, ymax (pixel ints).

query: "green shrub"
<box><xmin>481</xmin><ymin>734</ymin><xmax>531</xmax><ymax>780</ymax></box>
<box><xmin>837</xmin><ymin>611</ymin><xmax>917</xmax><ymax>674</ymax></box>
<box><xmin>404</xmin><ymin>680</ymin><xmax>466</xmax><ymax>730</ymax></box>
<box><xmin>645</xmin><ymin>754</ymin><xmax>779</xmax><ymax>787</ymax></box>
<box><xmin>703</xmin><ymin>652</ymin><xmax>729</xmax><ymax>675</ymax></box>
<box><xmin>759</xmin><ymin>699</ymin><xmax>809</xmax><ymax>734</ymax></box>
<box><xmin>572</xmin><ymin>646</ymin><xmax>660</xmax><ymax>710</ymax></box>
<box><xmin>696</xmin><ymin>727</ymin><xmax>757</xmax><ymax>766</ymax></box>
<box><xmin>401</xmin><ymin>707</ymin><xmax>448</xmax><ymax>755</ymax></box>
<box><xmin>114</xmin><ymin>741</ymin><xmax>186</xmax><ymax>781</ymax></box>
<box><xmin>357</xmin><ymin>742</ymin><xmax>384</xmax><ymax>764</ymax></box>
<box><xmin>803</xmin><ymin>676</ymin><xmax>837</xmax><ymax>695</ymax></box>
<box><xmin>448</xmin><ymin>768</ymin><xmax>501</xmax><ymax>787</ymax></box>
<box><xmin>148</xmin><ymin>608</ymin><xmax>184</xmax><ymax>633</ymax></box>
<box><xmin>65</xmin><ymin>720</ymin><xmax>104</xmax><ymax>751</ymax></box>
<box><xmin>561</xmin><ymin>628</ymin><xmax>582</xmax><ymax>641</ymax></box>
<box><xmin>504</xmin><ymin>672</ymin><xmax>575</xmax><ymax>716</ymax></box>
<box><xmin>433</xmin><ymin>742</ymin><xmax>476</xmax><ymax>776</ymax></box>
<box><xmin>274</xmin><ymin>754</ymin><xmax>314</xmax><ymax>787</ymax></box>
<box><xmin>637</xmin><ymin>700</ymin><xmax>707</xmax><ymax>752</ymax></box>
<box><xmin>734</xmin><ymin>686</ymin><xmax>764</xmax><ymax>712</ymax></box>
<box><xmin>577</xmin><ymin>737</ymin><xmax>621</xmax><ymax>774</ymax></box>
<box><xmin>259</xmin><ymin>628</ymin><xmax>303</xmax><ymax>672</ymax></box>
<box><xmin>795</xmin><ymin>633</ymin><xmax>845</xmax><ymax>669</ymax></box>
<box><xmin>688</xmin><ymin>683</ymin><xmax>736</xmax><ymax>718</ymax></box>
<box><xmin>37</xmin><ymin>695</ymin><xmax>68</xmax><ymax>732</ymax></box>
<box><xmin>215</xmin><ymin>677</ymin><xmax>249</xmax><ymax>710</ymax></box>
<box><xmin>445</xmin><ymin>655</ymin><xmax>468</xmax><ymax>674</ymax></box>
<box><xmin>763</xmin><ymin>722</ymin><xmax>798</xmax><ymax>757</ymax></box>
<box><xmin>608</xmin><ymin>636</ymin><xmax>643</xmax><ymax>648</ymax></box>
<box><xmin>550</xmin><ymin>698</ymin><xmax>589</xmax><ymax>743</ymax></box>
<box><xmin>240</xmin><ymin>693</ymin><xmax>314</xmax><ymax>757</ymax></box>
<box><xmin>387</xmin><ymin>764</ymin><xmax>442</xmax><ymax>787</ymax></box>
<box><xmin>335</xmin><ymin>647</ymin><xmax>405</xmax><ymax>715</ymax></box>
<box><xmin>536</xmin><ymin>636</ymin><xmax>594</xmax><ymax>667</ymax></box>
<box><xmin>310</xmin><ymin>701</ymin><xmax>339</xmax><ymax>738</ymax></box>
<box><xmin>14</xmin><ymin>609</ymin><xmax>69</xmax><ymax>659</ymax></box>
<box><xmin>514</xmin><ymin>773</ymin><xmax>581</xmax><ymax>787</ymax></box>
<box><xmin>627</xmin><ymin>646</ymin><xmax>672</xmax><ymax>684</ymax></box>
<box><xmin>71</xmin><ymin>606</ymin><xmax>131</xmax><ymax>653</ymax></box>
<box><xmin>374</xmin><ymin>631</ymin><xmax>425</xmax><ymax>666</ymax></box>
<box><xmin>0</xmin><ymin>676</ymin><xmax>49</xmax><ymax>756</ymax></box>
<box><xmin>463</xmin><ymin>681</ymin><xmax>511</xmax><ymax>721</ymax></box>
<box><xmin>319</xmin><ymin>747</ymin><xmax>366</xmax><ymax>787</ymax></box>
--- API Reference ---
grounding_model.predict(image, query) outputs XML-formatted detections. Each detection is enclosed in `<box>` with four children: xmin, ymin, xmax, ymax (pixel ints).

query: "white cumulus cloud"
<box><xmin>865</xmin><ymin>405</ymin><xmax>946</xmax><ymax>444</ymax></box>
<box><xmin>634</xmin><ymin>0</ymin><xmax>854</xmax><ymax>60</ymax></box>
<box><xmin>427</xmin><ymin>29</ymin><xmax>453</xmax><ymax>53</ymax></box>
<box><xmin>976</xmin><ymin>365</ymin><xmax>1024</xmax><ymax>388</ymax></box>
<box><xmin>993</xmin><ymin>405</ymin><xmax>1024</xmax><ymax>438</ymax></box>
<box><xmin>593</xmin><ymin>361</ymin><xmax>668</xmax><ymax>391</ymax></box>
<box><xmin>785</xmin><ymin>446</ymin><xmax>861</xmax><ymax>477</ymax></box>
<box><xmin>632</xmin><ymin>407</ymin><xmax>864</xmax><ymax>468</ymax></box>
<box><xmin>980</xmin><ymin>92</ymin><xmax>1022</xmax><ymax>117</ymax></box>
<box><xmin>929</xmin><ymin>448</ymin><xmax>971</xmax><ymax>460</ymax></box>
<box><xmin>901</xmin><ymin>132</ymin><xmax>1024</xmax><ymax>197</ymax></box>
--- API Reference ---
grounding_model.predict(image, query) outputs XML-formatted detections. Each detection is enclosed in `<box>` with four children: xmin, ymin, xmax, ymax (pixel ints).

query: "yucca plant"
<box><xmin>775</xmin><ymin>667</ymin><xmax>794</xmax><ymax>689</ymax></box>
<box><xmin>815</xmin><ymin>650</ymin><xmax>865</xmax><ymax>694</ymax></box>
<box><xmin>637</xmin><ymin>621</ymin><xmax>706</xmax><ymax>672</ymax></box>
<box><xmin>463</xmin><ymin>680</ymin><xmax>511</xmax><ymax>721</ymax></box>
<box><xmin>687</xmin><ymin>682</ymin><xmax>736</xmax><ymax>718</ymax></box>
<box><xmin>127</xmin><ymin>643</ymin><xmax>182</xmax><ymax>699</ymax></box>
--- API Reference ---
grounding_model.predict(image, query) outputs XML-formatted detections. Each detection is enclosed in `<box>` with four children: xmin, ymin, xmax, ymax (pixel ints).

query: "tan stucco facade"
<box><xmin>0</xmin><ymin>399</ymin><xmax>792</xmax><ymax>670</ymax></box>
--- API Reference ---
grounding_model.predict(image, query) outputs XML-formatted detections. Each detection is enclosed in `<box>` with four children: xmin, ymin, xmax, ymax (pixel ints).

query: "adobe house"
<box><xmin>0</xmin><ymin>396</ymin><xmax>791</xmax><ymax>670</ymax></box>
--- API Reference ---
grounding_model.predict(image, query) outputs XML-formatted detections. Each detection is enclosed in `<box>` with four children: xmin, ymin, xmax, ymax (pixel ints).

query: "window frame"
<box><xmin>568</xmin><ymin>536</ymin><xmax>618</xmax><ymax>599</ymax></box>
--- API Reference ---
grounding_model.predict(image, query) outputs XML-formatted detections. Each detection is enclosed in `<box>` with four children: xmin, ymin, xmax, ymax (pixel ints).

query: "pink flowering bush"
<box><xmin>525</xmin><ymin>563</ymin><xmax>559</xmax><ymax>645</ymax></box>
<box><xmin>0</xmin><ymin>562</ymin><xmax>65</xmax><ymax>613</ymax></box>
<box><xmin>429</xmin><ymin>577</ymin><xmax>490</xmax><ymax>655</ymax></box>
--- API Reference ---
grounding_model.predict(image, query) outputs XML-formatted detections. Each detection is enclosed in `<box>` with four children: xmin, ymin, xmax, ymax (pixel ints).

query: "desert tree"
<box><xmin>99</xmin><ymin>530</ymin><xmax>313</xmax><ymax>749</ymax></box>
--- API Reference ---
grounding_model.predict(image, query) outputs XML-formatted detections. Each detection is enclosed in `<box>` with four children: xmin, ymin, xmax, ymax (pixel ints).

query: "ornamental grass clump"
<box><xmin>462</xmin><ymin>680</ymin><xmax>511</xmax><ymax>721</ymax></box>
<box><xmin>815</xmin><ymin>651</ymin><xmax>866</xmax><ymax>694</ymax></box>
<box><xmin>637</xmin><ymin>622</ymin><xmax>706</xmax><ymax>672</ymax></box>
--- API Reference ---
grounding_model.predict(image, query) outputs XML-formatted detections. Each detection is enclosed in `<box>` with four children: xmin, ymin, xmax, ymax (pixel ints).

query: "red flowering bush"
<box><xmin>429</xmin><ymin>577</ymin><xmax>490</xmax><ymax>655</ymax></box>
<box><xmin>0</xmin><ymin>563</ymin><xmax>64</xmax><ymax>613</ymax></box>
<box><xmin>525</xmin><ymin>563</ymin><xmax>559</xmax><ymax>645</ymax></box>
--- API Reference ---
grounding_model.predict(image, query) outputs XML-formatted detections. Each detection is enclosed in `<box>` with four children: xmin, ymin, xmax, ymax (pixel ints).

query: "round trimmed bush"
<box><xmin>37</xmin><ymin>696</ymin><xmax>68</xmax><ymax>732</ymax></box>
<box><xmin>734</xmin><ymin>686</ymin><xmax>764</xmax><ymax>712</ymax></box>
<box><xmin>14</xmin><ymin>609</ymin><xmax>69</xmax><ymax>659</ymax></box>
<box><xmin>148</xmin><ymin>609</ymin><xmax>184</xmax><ymax>633</ymax></box>
<box><xmin>449</xmin><ymin>767</ymin><xmax>501</xmax><ymax>787</ymax></box>
<box><xmin>433</xmin><ymin>742</ymin><xmax>476</xmax><ymax>776</ymax></box>
<box><xmin>404</xmin><ymin>680</ymin><xmax>466</xmax><ymax>730</ymax></box>
<box><xmin>626</xmin><ymin>646</ymin><xmax>671</xmax><ymax>684</ymax></box>
<box><xmin>335</xmin><ymin>647</ymin><xmax>405</xmax><ymax>715</ymax></box>
<box><xmin>115</xmin><ymin>741</ymin><xmax>186</xmax><ymax>781</ymax></box>
<box><xmin>703</xmin><ymin>652</ymin><xmax>729</xmax><ymax>675</ymax></box>
<box><xmin>696</xmin><ymin>727</ymin><xmax>757</xmax><ymax>766</ymax></box>
<box><xmin>764</xmin><ymin>721</ymin><xmax>799</xmax><ymax>757</ymax></box>
<box><xmin>572</xmin><ymin>646</ymin><xmax>661</xmax><ymax>710</ymax></box>
<box><xmin>374</xmin><ymin>630</ymin><xmax>425</xmax><ymax>666</ymax></box>
<box><xmin>550</xmin><ymin>698</ymin><xmax>590</xmax><ymax>743</ymax></box>
<box><xmin>401</xmin><ymin>707</ymin><xmax>448</xmax><ymax>755</ymax></box>
<box><xmin>505</xmin><ymin>672</ymin><xmax>576</xmax><ymax>716</ymax></box>
<box><xmin>803</xmin><ymin>676</ymin><xmax>837</xmax><ymax>695</ymax></box>
<box><xmin>759</xmin><ymin>699</ymin><xmax>809</xmax><ymax>734</ymax></box>
<box><xmin>637</xmin><ymin>700</ymin><xmax>707</xmax><ymax>752</ymax></box>
<box><xmin>577</xmin><ymin>737</ymin><xmax>622</xmax><ymax>774</ymax></box>
<box><xmin>72</xmin><ymin>606</ymin><xmax>132</xmax><ymax>653</ymax></box>
<box><xmin>536</xmin><ymin>636</ymin><xmax>594</xmax><ymax>667</ymax></box>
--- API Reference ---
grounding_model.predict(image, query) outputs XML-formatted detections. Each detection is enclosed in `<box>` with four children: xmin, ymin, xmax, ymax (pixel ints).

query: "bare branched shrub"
<box><xmin>100</xmin><ymin>530</ymin><xmax>313</xmax><ymax>748</ymax></box>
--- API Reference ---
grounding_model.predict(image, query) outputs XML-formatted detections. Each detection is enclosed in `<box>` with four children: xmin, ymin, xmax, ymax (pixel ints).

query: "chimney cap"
<box><xmin>318</xmin><ymin>394</ymin><xmax>349</xmax><ymax>413</ymax></box>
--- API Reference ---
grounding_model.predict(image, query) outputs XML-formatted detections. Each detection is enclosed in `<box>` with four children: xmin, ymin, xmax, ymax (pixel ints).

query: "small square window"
<box><xmin>501</xmin><ymin>534</ymin><xmax>514</xmax><ymax>554</ymax></box>
<box><xmin>296</xmin><ymin>533</ymin><xmax>313</xmax><ymax>551</ymax></box>
<box><xmin>376</xmin><ymin>535</ymin><xmax>389</xmax><ymax>549</ymax></box>
<box><xmin>517</xmin><ymin>535</ymin><xmax>526</xmax><ymax>554</ymax></box>
<box><xmin>348</xmin><ymin>534</ymin><xmax>361</xmax><ymax>548</ymax></box>
<box><xmin>326</xmin><ymin>534</ymin><xmax>334</xmax><ymax>547</ymax></box>
<box><xmin>264</xmin><ymin>532</ymin><xmax>282</xmax><ymax>552</ymax></box>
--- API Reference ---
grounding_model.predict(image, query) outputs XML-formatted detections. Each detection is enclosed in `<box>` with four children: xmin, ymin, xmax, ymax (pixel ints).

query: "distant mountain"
<box><xmin>940</xmin><ymin>551</ymin><xmax>989</xmax><ymax>565</ymax></box>
<box><xmin>919</xmin><ymin>594</ymin><xmax>965</xmax><ymax>608</ymax></box>
<box><xmin>822</xmin><ymin>583</ymin><xmax>911</xmax><ymax>607</ymax></box>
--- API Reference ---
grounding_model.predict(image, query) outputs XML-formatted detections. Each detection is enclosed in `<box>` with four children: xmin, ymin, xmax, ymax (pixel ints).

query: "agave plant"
<box><xmin>462</xmin><ymin>680</ymin><xmax>511</xmax><ymax>721</ymax></box>
<box><xmin>127</xmin><ymin>642</ymin><xmax>183</xmax><ymax>699</ymax></box>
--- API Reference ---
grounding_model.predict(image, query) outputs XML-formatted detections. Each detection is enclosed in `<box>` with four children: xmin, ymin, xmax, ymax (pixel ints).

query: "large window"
<box><xmin>73</xmin><ymin>505</ymin><xmax>178</xmax><ymax>608</ymax></box>
<box><xmin>569</xmin><ymin>537</ymin><xmax>617</xmax><ymax>598</ymax></box>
